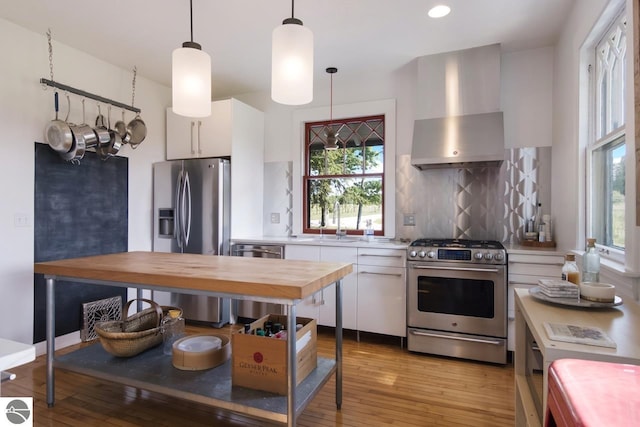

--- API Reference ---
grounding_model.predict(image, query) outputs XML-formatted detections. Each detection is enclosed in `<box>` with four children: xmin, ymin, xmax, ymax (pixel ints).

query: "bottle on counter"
<box><xmin>582</xmin><ymin>238</ymin><xmax>600</xmax><ymax>283</ymax></box>
<box><xmin>364</xmin><ymin>219</ymin><xmax>374</xmax><ymax>241</ymax></box>
<box><xmin>543</xmin><ymin>214</ymin><xmax>553</xmax><ymax>242</ymax></box>
<box><xmin>162</xmin><ymin>309</ymin><xmax>185</xmax><ymax>356</ymax></box>
<box><xmin>561</xmin><ymin>253</ymin><xmax>580</xmax><ymax>285</ymax></box>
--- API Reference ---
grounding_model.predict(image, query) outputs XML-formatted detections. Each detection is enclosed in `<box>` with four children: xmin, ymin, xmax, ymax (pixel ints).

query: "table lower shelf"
<box><xmin>55</xmin><ymin>343</ymin><xmax>336</xmax><ymax>424</ymax></box>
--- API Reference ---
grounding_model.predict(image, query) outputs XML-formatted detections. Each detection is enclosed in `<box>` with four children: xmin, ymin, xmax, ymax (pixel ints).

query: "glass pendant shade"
<box><xmin>271</xmin><ymin>22</ymin><xmax>314</xmax><ymax>105</ymax></box>
<box><xmin>172</xmin><ymin>44</ymin><xmax>211</xmax><ymax>117</ymax></box>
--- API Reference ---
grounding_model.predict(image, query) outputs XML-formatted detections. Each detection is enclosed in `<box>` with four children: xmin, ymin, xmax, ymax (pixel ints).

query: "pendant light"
<box><xmin>172</xmin><ymin>0</ymin><xmax>211</xmax><ymax>117</ymax></box>
<box><xmin>271</xmin><ymin>0</ymin><xmax>314</xmax><ymax>105</ymax></box>
<box><xmin>325</xmin><ymin>67</ymin><xmax>338</xmax><ymax>150</ymax></box>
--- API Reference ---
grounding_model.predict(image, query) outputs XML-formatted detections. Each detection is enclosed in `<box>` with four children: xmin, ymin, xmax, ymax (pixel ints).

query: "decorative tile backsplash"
<box><xmin>396</xmin><ymin>147</ymin><xmax>551</xmax><ymax>243</ymax></box>
<box><xmin>263</xmin><ymin>161</ymin><xmax>293</xmax><ymax>236</ymax></box>
<box><xmin>262</xmin><ymin>148</ymin><xmax>551</xmax><ymax>242</ymax></box>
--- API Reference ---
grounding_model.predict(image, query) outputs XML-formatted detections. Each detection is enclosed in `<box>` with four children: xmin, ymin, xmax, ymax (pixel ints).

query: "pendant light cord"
<box><xmin>190</xmin><ymin>0</ymin><xmax>194</xmax><ymax>42</ymax></box>
<box><xmin>330</xmin><ymin>73</ymin><xmax>333</xmax><ymax>123</ymax></box>
<box><xmin>291</xmin><ymin>0</ymin><xmax>295</xmax><ymax>19</ymax></box>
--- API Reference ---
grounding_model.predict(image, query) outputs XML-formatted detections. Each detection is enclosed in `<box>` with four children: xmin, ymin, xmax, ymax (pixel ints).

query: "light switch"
<box><xmin>270</xmin><ymin>213</ymin><xmax>280</xmax><ymax>224</ymax></box>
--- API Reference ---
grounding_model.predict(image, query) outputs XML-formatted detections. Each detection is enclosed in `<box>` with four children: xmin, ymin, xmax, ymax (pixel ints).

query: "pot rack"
<box><xmin>39</xmin><ymin>78</ymin><xmax>141</xmax><ymax>114</ymax></box>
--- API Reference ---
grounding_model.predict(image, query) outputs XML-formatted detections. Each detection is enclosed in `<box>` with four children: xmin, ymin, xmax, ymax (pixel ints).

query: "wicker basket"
<box><xmin>95</xmin><ymin>298</ymin><xmax>182</xmax><ymax>357</ymax></box>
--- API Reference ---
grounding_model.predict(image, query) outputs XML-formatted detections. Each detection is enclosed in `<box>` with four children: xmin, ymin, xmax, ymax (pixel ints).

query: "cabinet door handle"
<box><xmin>509</xmin><ymin>261</ymin><xmax>564</xmax><ymax>266</ymax></box>
<box><xmin>359</xmin><ymin>270</ymin><xmax>403</xmax><ymax>277</ymax></box>
<box><xmin>508</xmin><ymin>280</ymin><xmax>539</xmax><ymax>286</ymax></box>
<box><xmin>190</xmin><ymin>121</ymin><xmax>196</xmax><ymax>154</ymax></box>
<box><xmin>359</xmin><ymin>254</ymin><xmax>403</xmax><ymax>258</ymax></box>
<box><xmin>410</xmin><ymin>329</ymin><xmax>503</xmax><ymax>346</ymax></box>
<box><xmin>197</xmin><ymin>120</ymin><xmax>202</xmax><ymax>154</ymax></box>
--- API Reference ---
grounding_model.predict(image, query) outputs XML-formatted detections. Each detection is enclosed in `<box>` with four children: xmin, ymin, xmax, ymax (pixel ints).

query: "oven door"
<box><xmin>407</xmin><ymin>261</ymin><xmax>507</xmax><ymax>337</ymax></box>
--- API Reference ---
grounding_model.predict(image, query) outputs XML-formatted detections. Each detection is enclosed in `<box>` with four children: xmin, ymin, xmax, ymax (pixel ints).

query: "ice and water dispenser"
<box><xmin>158</xmin><ymin>208</ymin><xmax>174</xmax><ymax>237</ymax></box>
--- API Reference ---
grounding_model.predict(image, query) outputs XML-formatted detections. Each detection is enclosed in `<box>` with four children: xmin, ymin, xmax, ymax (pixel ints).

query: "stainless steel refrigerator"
<box><xmin>152</xmin><ymin>158</ymin><xmax>231</xmax><ymax>327</ymax></box>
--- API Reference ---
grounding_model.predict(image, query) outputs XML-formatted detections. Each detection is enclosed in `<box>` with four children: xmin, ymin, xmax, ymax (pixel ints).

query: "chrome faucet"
<box><xmin>334</xmin><ymin>201</ymin><xmax>346</xmax><ymax>239</ymax></box>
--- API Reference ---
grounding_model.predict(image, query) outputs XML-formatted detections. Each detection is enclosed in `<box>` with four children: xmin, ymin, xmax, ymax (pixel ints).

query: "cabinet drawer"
<box><xmin>357</xmin><ymin>248</ymin><xmax>405</xmax><ymax>267</ymax></box>
<box><xmin>509</xmin><ymin>262</ymin><xmax>562</xmax><ymax>278</ymax></box>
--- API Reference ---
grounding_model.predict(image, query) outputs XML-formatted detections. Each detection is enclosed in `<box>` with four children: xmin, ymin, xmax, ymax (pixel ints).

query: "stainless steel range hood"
<box><xmin>410</xmin><ymin>44</ymin><xmax>505</xmax><ymax>169</ymax></box>
<box><xmin>411</xmin><ymin>111</ymin><xmax>505</xmax><ymax>169</ymax></box>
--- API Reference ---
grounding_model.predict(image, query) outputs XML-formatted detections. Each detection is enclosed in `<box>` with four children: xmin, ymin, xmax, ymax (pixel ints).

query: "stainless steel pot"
<box><xmin>75</xmin><ymin>99</ymin><xmax>97</xmax><ymax>150</ymax></box>
<box><xmin>44</xmin><ymin>92</ymin><xmax>73</xmax><ymax>153</ymax></box>
<box><xmin>126</xmin><ymin>113</ymin><xmax>147</xmax><ymax>148</ymax></box>
<box><xmin>94</xmin><ymin>104</ymin><xmax>111</xmax><ymax>149</ymax></box>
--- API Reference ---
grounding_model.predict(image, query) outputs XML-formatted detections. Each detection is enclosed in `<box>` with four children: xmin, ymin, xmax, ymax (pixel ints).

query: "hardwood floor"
<box><xmin>2</xmin><ymin>327</ymin><xmax>514</xmax><ymax>426</ymax></box>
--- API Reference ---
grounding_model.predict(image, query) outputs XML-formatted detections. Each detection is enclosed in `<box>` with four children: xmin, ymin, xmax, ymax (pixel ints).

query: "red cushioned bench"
<box><xmin>546</xmin><ymin>359</ymin><xmax>640</xmax><ymax>427</ymax></box>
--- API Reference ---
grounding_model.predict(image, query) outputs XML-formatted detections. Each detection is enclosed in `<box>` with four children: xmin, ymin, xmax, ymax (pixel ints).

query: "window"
<box><xmin>303</xmin><ymin>115</ymin><xmax>384</xmax><ymax>235</ymax></box>
<box><xmin>588</xmin><ymin>10</ymin><xmax>626</xmax><ymax>251</ymax></box>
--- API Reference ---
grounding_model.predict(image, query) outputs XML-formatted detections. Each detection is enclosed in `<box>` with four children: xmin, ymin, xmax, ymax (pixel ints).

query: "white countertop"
<box><xmin>0</xmin><ymin>338</ymin><xmax>35</xmax><ymax>371</ymax></box>
<box><xmin>231</xmin><ymin>236</ymin><xmax>409</xmax><ymax>249</ymax></box>
<box><xmin>515</xmin><ymin>288</ymin><xmax>640</xmax><ymax>364</ymax></box>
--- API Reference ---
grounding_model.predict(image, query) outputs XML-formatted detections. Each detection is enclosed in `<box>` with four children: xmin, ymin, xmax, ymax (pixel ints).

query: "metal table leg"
<box><xmin>46</xmin><ymin>277</ymin><xmax>55</xmax><ymax>407</ymax></box>
<box><xmin>335</xmin><ymin>279</ymin><xmax>343</xmax><ymax>409</ymax></box>
<box><xmin>287</xmin><ymin>303</ymin><xmax>297</xmax><ymax>427</ymax></box>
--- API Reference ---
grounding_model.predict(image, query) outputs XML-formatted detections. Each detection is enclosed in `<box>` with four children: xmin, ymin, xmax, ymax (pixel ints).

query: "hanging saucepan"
<box><xmin>74</xmin><ymin>99</ymin><xmax>98</xmax><ymax>150</ymax></box>
<box><xmin>62</xmin><ymin>95</ymin><xmax>85</xmax><ymax>164</ymax></box>
<box><xmin>114</xmin><ymin>109</ymin><xmax>130</xmax><ymax>143</ymax></box>
<box><xmin>94</xmin><ymin>104</ymin><xmax>111</xmax><ymax>157</ymax></box>
<box><xmin>126</xmin><ymin>112</ymin><xmax>146</xmax><ymax>148</ymax></box>
<box><xmin>102</xmin><ymin>105</ymin><xmax>122</xmax><ymax>160</ymax></box>
<box><xmin>44</xmin><ymin>91</ymin><xmax>73</xmax><ymax>153</ymax></box>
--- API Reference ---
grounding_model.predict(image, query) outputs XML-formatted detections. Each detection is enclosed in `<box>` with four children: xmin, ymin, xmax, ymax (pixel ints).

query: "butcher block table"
<box><xmin>34</xmin><ymin>251</ymin><xmax>353</xmax><ymax>427</ymax></box>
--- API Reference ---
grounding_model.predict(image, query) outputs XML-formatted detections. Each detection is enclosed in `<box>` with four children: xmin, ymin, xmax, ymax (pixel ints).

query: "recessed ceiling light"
<box><xmin>428</xmin><ymin>5</ymin><xmax>451</xmax><ymax>18</ymax></box>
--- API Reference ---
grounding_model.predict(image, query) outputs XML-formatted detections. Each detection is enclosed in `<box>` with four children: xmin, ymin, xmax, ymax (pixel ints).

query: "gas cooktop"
<box><xmin>407</xmin><ymin>238</ymin><xmax>506</xmax><ymax>264</ymax></box>
<box><xmin>409</xmin><ymin>238</ymin><xmax>505</xmax><ymax>249</ymax></box>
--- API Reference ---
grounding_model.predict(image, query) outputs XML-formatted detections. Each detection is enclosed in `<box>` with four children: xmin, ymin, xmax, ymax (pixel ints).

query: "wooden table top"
<box><xmin>34</xmin><ymin>251</ymin><xmax>353</xmax><ymax>300</ymax></box>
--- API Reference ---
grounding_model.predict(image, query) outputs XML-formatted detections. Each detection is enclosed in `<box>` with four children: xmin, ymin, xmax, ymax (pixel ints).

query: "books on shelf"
<box><xmin>543</xmin><ymin>322</ymin><xmax>616</xmax><ymax>348</ymax></box>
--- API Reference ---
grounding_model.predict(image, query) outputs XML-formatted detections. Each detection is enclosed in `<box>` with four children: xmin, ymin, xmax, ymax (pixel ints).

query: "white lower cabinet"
<box><xmin>284</xmin><ymin>244</ymin><xmax>406</xmax><ymax>336</ymax></box>
<box><xmin>284</xmin><ymin>245</ymin><xmax>321</xmax><ymax>320</ymax></box>
<box><xmin>356</xmin><ymin>248</ymin><xmax>406</xmax><ymax>337</ymax></box>
<box><xmin>507</xmin><ymin>251</ymin><xmax>564</xmax><ymax>351</ymax></box>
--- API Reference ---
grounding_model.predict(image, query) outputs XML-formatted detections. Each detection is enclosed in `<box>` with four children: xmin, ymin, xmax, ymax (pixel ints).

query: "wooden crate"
<box><xmin>231</xmin><ymin>314</ymin><xmax>317</xmax><ymax>395</ymax></box>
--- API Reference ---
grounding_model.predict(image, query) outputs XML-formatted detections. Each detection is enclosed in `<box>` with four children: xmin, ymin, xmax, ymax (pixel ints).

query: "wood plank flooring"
<box><xmin>2</xmin><ymin>327</ymin><xmax>514</xmax><ymax>426</ymax></box>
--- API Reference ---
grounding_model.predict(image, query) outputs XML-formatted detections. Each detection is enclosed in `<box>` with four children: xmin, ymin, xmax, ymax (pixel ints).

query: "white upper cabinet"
<box><xmin>166</xmin><ymin>98</ymin><xmax>262</xmax><ymax>160</ymax></box>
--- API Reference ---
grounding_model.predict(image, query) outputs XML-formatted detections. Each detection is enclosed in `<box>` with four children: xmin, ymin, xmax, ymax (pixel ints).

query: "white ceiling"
<box><xmin>1</xmin><ymin>0</ymin><xmax>575</xmax><ymax>99</ymax></box>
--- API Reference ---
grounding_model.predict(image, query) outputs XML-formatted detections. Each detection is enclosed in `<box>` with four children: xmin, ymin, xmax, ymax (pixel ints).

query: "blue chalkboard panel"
<box><xmin>33</xmin><ymin>142</ymin><xmax>128</xmax><ymax>343</ymax></box>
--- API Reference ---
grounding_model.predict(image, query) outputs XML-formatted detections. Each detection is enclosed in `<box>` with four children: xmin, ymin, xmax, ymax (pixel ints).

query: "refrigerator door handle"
<box><xmin>183</xmin><ymin>171</ymin><xmax>192</xmax><ymax>247</ymax></box>
<box><xmin>174</xmin><ymin>170</ymin><xmax>184</xmax><ymax>250</ymax></box>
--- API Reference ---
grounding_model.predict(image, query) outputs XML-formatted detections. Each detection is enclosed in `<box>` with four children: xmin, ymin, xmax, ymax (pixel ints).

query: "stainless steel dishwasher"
<box><xmin>231</xmin><ymin>243</ymin><xmax>285</xmax><ymax>320</ymax></box>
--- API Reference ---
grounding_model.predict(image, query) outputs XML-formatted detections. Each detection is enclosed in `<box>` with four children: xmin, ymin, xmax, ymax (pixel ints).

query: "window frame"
<box><xmin>302</xmin><ymin>114</ymin><xmax>386</xmax><ymax>236</ymax></box>
<box><xmin>291</xmin><ymin>99</ymin><xmax>397</xmax><ymax>238</ymax></box>
<box><xmin>586</xmin><ymin>7</ymin><xmax>627</xmax><ymax>264</ymax></box>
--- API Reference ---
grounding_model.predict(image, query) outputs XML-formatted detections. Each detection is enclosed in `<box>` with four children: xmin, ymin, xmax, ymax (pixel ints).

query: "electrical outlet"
<box><xmin>403</xmin><ymin>213</ymin><xmax>416</xmax><ymax>226</ymax></box>
<box><xmin>14</xmin><ymin>213</ymin><xmax>30</xmax><ymax>227</ymax></box>
<box><xmin>270</xmin><ymin>213</ymin><xmax>280</xmax><ymax>224</ymax></box>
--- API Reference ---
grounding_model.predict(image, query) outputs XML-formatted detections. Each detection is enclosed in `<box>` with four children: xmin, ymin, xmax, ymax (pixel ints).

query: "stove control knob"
<box><xmin>484</xmin><ymin>252</ymin><xmax>494</xmax><ymax>261</ymax></box>
<box><xmin>494</xmin><ymin>252</ymin><xmax>505</xmax><ymax>261</ymax></box>
<box><xmin>426</xmin><ymin>250</ymin><xmax>436</xmax><ymax>259</ymax></box>
<box><xmin>474</xmin><ymin>252</ymin><xmax>484</xmax><ymax>260</ymax></box>
<box><xmin>418</xmin><ymin>250</ymin><xmax>427</xmax><ymax>258</ymax></box>
<box><xmin>409</xmin><ymin>250</ymin><xmax>418</xmax><ymax>258</ymax></box>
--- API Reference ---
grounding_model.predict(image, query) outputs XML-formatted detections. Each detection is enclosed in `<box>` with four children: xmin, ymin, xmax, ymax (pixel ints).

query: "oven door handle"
<box><xmin>410</xmin><ymin>330</ymin><xmax>503</xmax><ymax>346</ymax></box>
<box><xmin>411</xmin><ymin>265</ymin><xmax>500</xmax><ymax>273</ymax></box>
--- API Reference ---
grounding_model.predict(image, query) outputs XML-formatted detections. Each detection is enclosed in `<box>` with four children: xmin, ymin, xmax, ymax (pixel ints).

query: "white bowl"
<box><xmin>580</xmin><ymin>282</ymin><xmax>615</xmax><ymax>303</ymax></box>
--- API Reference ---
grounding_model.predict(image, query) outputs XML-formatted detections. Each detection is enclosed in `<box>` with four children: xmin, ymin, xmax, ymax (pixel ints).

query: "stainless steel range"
<box><xmin>406</xmin><ymin>239</ymin><xmax>507</xmax><ymax>364</ymax></box>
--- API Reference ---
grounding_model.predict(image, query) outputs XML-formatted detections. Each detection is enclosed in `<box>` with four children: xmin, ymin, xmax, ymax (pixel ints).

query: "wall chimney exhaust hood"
<box><xmin>411</xmin><ymin>111</ymin><xmax>504</xmax><ymax>169</ymax></box>
<box><xmin>410</xmin><ymin>44</ymin><xmax>504</xmax><ymax>169</ymax></box>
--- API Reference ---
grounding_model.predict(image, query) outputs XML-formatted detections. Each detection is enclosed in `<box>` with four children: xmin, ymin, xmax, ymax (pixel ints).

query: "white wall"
<box><xmin>0</xmin><ymin>18</ymin><xmax>170</xmax><ymax>345</ymax></box>
<box><xmin>502</xmin><ymin>47</ymin><xmax>554</xmax><ymax>148</ymax></box>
